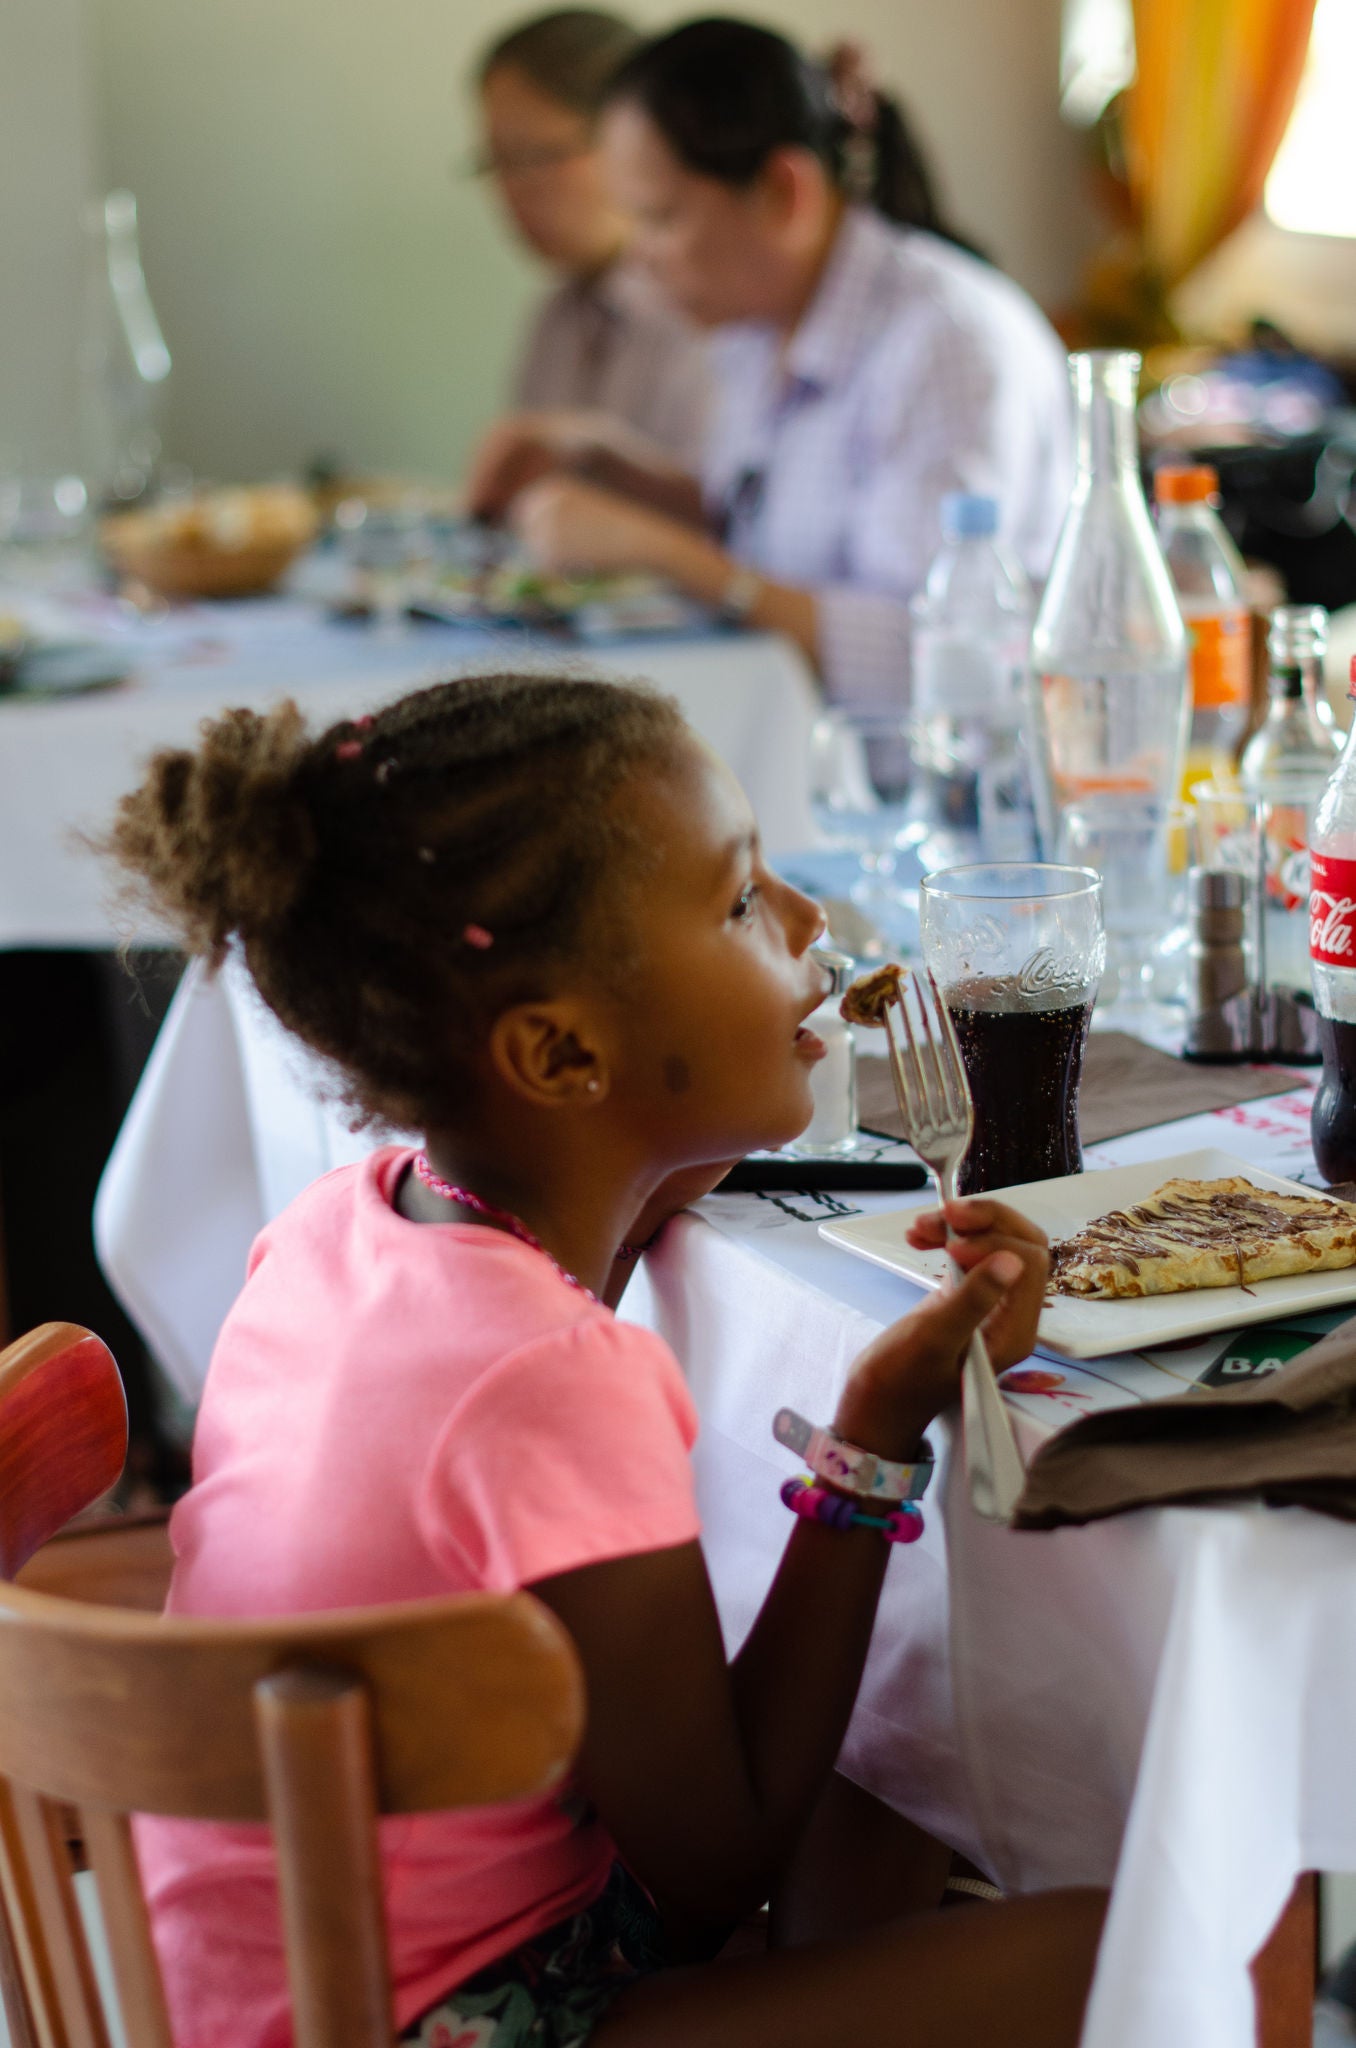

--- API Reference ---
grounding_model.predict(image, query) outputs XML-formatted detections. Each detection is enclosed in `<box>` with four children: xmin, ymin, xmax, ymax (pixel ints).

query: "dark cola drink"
<box><xmin>1307</xmin><ymin>663</ymin><xmax>1356</xmax><ymax>1181</ymax></box>
<box><xmin>1312</xmin><ymin>1014</ymin><xmax>1356</xmax><ymax>1185</ymax></box>
<box><xmin>946</xmin><ymin>977</ymin><xmax>1094</xmax><ymax>1193</ymax></box>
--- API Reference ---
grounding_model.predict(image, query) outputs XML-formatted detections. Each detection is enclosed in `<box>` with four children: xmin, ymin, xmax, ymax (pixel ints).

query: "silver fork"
<box><xmin>880</xmin><ymin>968</ymin><xmax>1027</xmax><ymax>1525</ymax></box>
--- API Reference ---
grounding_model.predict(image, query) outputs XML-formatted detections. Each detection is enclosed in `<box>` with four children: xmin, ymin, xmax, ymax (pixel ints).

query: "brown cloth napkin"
<box><xmin>1013</xmin><ymin>1311</ymin><xmax>1356</xmax><ymax>1529</ymax></box>
<box><xmin>857</xmin><ymin>1030</ymin><xmax>1297</xmax><ymax>1148</ymax></box>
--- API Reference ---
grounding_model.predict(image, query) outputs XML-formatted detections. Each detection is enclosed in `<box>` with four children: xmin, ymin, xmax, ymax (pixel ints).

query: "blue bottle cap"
<box><xmin>940</xmin><ymin>492</ymin><xmax>999</xmax><ymax>540</ymax></box>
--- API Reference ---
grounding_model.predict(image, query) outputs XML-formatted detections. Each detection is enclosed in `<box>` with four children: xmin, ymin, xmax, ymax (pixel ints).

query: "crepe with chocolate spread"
<box><xmin>1049</xmin><ymin>1176</ymin><xmax>1356</xmax><ymax>1299</ymax></box>
<box><xmin>840</xmin><ymin>964</ymin><xmax>905</xmax><ymax>1027</ymax></box>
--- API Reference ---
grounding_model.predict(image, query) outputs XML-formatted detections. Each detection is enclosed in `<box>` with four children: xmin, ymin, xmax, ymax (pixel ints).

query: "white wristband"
<box><xmin>773</xmin><ymin>1408</ymin><xmax>933</xmax><ymax>1503</ymax></box>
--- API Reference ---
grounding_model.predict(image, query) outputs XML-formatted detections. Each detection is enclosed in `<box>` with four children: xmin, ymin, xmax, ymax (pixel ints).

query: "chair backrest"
<box><xmin>0</xmin><ymin>1324</ymin><xmax>585</xmax><ymax>2048</ymax></box>
<box><xmin>0</xmin><ymin>1569</ymin><xmax>585</xmax><ymax>2048</ymax></box>
<box><xmin>0</xmin><ymin>1326</ymin><xmax>127</xmax><ymax>1580</ymax></box>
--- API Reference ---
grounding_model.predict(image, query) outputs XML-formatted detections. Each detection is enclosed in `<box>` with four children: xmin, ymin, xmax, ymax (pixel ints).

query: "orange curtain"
<box><xmin>1069</xmin><ymin>0</ymin><xmax>1317</xmax><ymax>344</ymax></box>
<box><xmin>1126</xmin><ymin>0</ymin><xmax>1317</xmax><ymax>288</ymax></box>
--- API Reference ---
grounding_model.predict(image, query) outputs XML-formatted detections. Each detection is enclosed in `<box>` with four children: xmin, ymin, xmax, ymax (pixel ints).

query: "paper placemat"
<box><xmin>857</xmin><ymin>1030</ymin><xmax>1299</xmax><ymax>1148</ymax></box>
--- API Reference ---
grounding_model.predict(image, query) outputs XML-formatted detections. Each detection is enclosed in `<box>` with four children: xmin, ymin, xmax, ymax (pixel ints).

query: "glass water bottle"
<box><xmin>1241</xmin><ymin>605</ymin><xmax>1341</xmax><ymax>1025</ymax></box>
<box><xmin>1028</xmin><ymin>351</ymin><xmax>1189</xmax><ymax>856</ymax></box>
<box><xmin>80</xmin><ymin>191</ymin><xmax>172</xmax><ymax>507</ymax></box>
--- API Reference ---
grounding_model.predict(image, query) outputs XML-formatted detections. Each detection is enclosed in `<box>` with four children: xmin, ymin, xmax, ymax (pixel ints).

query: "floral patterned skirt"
<box><xmin>400</xmin><ymin>1864</ymin><xmax>668</xmax><ymax>2048</ymax></box>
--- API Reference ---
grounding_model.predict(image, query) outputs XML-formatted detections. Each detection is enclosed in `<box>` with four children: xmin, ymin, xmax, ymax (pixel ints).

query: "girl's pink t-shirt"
<box><xmin>136</xmin><ymin>1146</ymin><xmax>700</xmax><ymax>2048</ymax></box>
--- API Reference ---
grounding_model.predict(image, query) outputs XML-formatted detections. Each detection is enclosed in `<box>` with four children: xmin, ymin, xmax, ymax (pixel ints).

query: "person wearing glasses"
<box><xmin>471</xmin><ymin>9</ymin><xmax>710</xmax><ymax>460</ymax></box>
<box><xmin>467</xmin><ymin>20</ymin><xmax>1073</xmax><ymax>708</ymax></box>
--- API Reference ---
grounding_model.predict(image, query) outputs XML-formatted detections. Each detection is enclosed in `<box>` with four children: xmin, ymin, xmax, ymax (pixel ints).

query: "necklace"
<box><xmin>412</xmin><ymin>1152</ymin><xmax>599</xmax><ymax>1303</ymax></box>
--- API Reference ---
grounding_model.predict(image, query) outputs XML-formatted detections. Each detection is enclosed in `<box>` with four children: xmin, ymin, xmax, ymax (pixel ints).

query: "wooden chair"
<box><xmin>0</xmin><ymin>1325</ymin><xmax>585</xmax><ymax>2048</ymax></box>
<box><xmin>0</xmin><ymin>1324</ymin><xmax>129</xmax><ymax>1580</ymax></box>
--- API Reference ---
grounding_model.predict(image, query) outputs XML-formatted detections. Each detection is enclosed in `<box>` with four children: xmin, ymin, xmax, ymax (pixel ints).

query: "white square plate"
<box><xmin>818</xmin><ymin>1147</ymin><xmax>1356</xmax><ymax>1359</ymax></box>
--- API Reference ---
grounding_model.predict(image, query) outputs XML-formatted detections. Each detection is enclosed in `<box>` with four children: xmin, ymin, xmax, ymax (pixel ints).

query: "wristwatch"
<box><xmin>773</xmin><ymin>1408</ymin><xmax>933</xmax><ymax>1504</ymax></box>
<box><xmin>717</xmin><ymin>564</ymin><xmax>763</xmax><ymax>625</ymax></box>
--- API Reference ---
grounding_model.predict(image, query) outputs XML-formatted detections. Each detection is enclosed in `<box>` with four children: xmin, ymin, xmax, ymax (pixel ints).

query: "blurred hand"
<box><xmin>834</xmin><ymin>1198</ymin><xmax>1049</xmax><ymax>1455</ymax></box>
<box><xmin>463</xmin><ymin>410</ymin><xmax>627</xmax><ymax>520</ymax></box>
<box><xmin>510</xmin><ymin>475</ymin><xmax>673</xmax><ymax>576</ymax></box>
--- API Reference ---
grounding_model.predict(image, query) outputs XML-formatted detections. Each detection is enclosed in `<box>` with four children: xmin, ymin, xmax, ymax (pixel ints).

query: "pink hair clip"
<box><xmin>353</xmin><ymin>714</ymin><xmax>374</xmax><ymax>730</ymax></box>
<box><xmin>462</xmin><ymin>923</ymin><xmax>494</xmax><ymax>950</ymax></box>
<box><xmin>334</xmin><ymin>738</ymin><xmax>363</xmax><ymax>762</ymax></box>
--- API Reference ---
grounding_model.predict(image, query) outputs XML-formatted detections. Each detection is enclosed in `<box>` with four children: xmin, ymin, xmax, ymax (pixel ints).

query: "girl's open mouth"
<box><xmin>793</xmin><ymin>1024</ymin><xmax>827</xmax><ymax>1060</ymax></box>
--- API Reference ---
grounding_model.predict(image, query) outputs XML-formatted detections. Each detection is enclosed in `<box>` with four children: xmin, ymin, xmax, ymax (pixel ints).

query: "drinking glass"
<box><xmin>809</xmin><ymin>709</ymin><xmax>924</xmax><ymax>949</ymax></box>
<box><xmin>1058</xmin><ymin>799</ymin><xmax>1188</xmax><ymax>1021</ymax></box>
<box><xmin>334</xmin><ymin>496</ymin><xmax>434</xmax><ymax>635</ymax></box>
<box><xmin>0</xmin><ymin>473</ymin><xmax>93</xmax><ymax>591</ymax></box>
<box><xmin>919</xmin><ymin>862</ymin><xmax>1105</xmax><ymax>1192</ymax></box>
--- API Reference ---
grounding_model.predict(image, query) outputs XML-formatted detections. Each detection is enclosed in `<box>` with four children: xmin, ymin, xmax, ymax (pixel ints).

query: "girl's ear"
<box><xmin>488</xmin><ymin>1001</ymin><xmax>610</xmax><ymax>1108</ymax></box>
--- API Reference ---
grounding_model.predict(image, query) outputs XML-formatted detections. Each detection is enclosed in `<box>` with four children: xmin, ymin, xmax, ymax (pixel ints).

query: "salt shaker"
<box><xmin>789</xmin><ymin>947</ymin><xmax>858</xmax><ymax>1156</ymax></box>
<box><xmin>1182</xmin><ymin>867</ymin><xmax>1256</xmax><ymax>1061</ymax></box>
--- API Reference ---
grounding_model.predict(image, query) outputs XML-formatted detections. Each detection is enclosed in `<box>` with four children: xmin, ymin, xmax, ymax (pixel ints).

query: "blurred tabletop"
<box><xmin>0</xmin><ymin>582</ymin><xmax>820</xmax><ymax>948</ymax></box>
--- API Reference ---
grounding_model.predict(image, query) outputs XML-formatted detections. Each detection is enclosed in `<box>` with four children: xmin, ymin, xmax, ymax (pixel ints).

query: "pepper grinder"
<box><xmin>788</xmin><ymin>947</ymin><xmax>858</xmax><ymax>1155</ymax></box>
<box><xmin>1182</xmin><ymin>867</ymin><xmax>1257</xmax><ymax>1061</ymax></box>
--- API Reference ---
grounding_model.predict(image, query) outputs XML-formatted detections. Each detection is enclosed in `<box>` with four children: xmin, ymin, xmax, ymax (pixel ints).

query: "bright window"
<box><xmin>1060</xmin><ymin>0</ymin><xmax>1134</xmax><ymax>126</ymax></box>
<box><xmin>1265</xmin><ymin>0</ymin><xmax>1356</xmax><ymax>239</ymax></box>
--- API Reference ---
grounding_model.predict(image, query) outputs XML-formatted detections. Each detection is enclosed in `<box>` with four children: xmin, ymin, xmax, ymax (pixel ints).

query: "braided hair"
<box><xmin>107</xmin><ymin>674</ymin><xmax>684</xmax><ymax>1131</ymax></box>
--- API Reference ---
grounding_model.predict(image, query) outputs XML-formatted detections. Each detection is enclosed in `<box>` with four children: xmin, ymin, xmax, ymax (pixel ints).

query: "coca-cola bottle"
<box><xmin>1309</xmin><ymin>655</ymin><xmax>1356</xmax><ymax>1182</ymax></box>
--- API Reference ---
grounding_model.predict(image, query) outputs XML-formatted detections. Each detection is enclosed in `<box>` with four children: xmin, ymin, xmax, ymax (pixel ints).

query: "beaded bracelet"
<box><xmin>781</xmin><ymin>1475</ymin><xmax>924</xmax><ymax>1545</ymax></box>
<box><xmin>612</xmin><ymin>1230</ymin><xmax>661</xmax><ymax>1263</ymax></box>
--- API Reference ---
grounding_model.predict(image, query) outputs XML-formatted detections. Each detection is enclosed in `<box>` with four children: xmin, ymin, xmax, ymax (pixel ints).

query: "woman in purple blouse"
<box><xmin>467</xmin><ymin>19</ymin><xmax>1073</xmax><ymax>709</ymax></box>
<box><xmin>470</xmin><ymin>9</ymin><xmax>710</xmax><ymax>462</ymax></box>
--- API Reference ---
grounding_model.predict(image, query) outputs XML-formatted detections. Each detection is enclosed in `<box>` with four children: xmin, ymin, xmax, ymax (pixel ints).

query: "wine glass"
<box><xmin>809</xmin><ymin>709</ymin><xmax>924</xmax><ymax>952</ymax></box>
<box><xmin>1058</xmin><ymin>800</ymin><xmax>1188</xmax><ymax>1027</ymax></box>
<box><xmin>0</xmin><ymin>474</ymin><xmax>93</xmax><ymax>591</ymax></box>
<box><xmin>334</xmin><ymin>495</ymin><xmax>434</xmax><ymax>636</ymax></box>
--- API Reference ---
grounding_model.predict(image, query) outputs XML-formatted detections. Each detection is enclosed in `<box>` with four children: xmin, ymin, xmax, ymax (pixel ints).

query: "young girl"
<box><xmin>111</xmin><ymin>674</ymin><xmax>1102</xmax><ymax>2048</ymax></box>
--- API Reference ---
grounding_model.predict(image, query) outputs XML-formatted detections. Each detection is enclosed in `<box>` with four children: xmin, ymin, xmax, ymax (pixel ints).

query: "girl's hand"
<box><xmin>906</xmin><ymin>1197</ymin><xmax>1049</xmax><ymax>1371</ymax></box>
<box><xmin>835</xmin><ymin>1199</ymin><xmax>1048</xmax><ymax>1455</ymax></box>
<box><xmin>510</xmin><ymin>474</ymin><xmax>677</xmax><ymax>576</ymax></box>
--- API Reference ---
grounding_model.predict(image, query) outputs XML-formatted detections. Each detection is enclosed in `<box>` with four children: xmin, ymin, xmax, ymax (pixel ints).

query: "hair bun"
<box><xmin>109</xmin><ymin>700</ymin><xmax>318</xmax><ymax>963</ymax></box>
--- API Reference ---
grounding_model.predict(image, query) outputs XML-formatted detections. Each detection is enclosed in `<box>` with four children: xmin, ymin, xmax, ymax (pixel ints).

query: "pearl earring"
<box><xmin>586</xmin><ymin>1078</ymin><xmax>600</xmax><ymax>1095</ymax></box>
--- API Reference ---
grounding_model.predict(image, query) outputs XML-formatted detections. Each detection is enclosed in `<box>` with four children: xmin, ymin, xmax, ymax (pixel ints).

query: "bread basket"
<box><xmin>101</xmin><ymin>486</ymin><xmax>318</xmax><ymax>600</ymax></box>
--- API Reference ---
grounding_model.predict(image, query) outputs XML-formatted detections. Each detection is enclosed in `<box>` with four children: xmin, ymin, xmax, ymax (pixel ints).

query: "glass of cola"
<box><xmin>919</xmin><ymin>863</ymin><xmax>1106</xmax><ymax>1192</ymax></box>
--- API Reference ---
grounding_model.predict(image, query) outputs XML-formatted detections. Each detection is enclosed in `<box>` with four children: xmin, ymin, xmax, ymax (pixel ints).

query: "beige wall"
<box><xmin>0</xmin><ymin>0</ymin><xmax>101</xmax><ymax>475</ymax></box>
<box><xmin>85</xmin><ymin>0</ymin><xmax>1097</xmax><ymax>486</ymax></box>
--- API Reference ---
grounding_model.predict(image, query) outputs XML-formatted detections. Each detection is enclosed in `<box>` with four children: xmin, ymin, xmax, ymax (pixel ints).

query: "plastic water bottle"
<box><xmin>909</xmin><ymin>492</ymin><xmax>1036</xmax><ymax>869</ymax></box>
<box><xmin>1153</xmin><ymin>462</ymin><xmax>1251</xmax><ymax>792</ymax></box>
<box><xmin>1309</xmin><ymin>657</ymin><xmax>1356</xmax><ymax>1179</ymax></box>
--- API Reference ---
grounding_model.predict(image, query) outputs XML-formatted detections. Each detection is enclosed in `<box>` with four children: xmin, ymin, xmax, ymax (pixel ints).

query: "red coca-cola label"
<box><xmin>1310</xmin><ymin>852</ymin><xmax>1356</xmax><ymax>965</ymax></box>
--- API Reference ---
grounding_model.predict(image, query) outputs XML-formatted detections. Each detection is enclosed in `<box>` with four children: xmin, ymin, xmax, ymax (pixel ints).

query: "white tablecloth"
<box><xmin>95</xmin><ymin>962</ymin><xmax>1356</xmax><ymax>2045</ymax></box>
<box><xmin>0</xmin><ymin>595</ymin><xmax>819</xmax><ymax>947</ymax></box>
<box><xmin>626</xmin><ymin>1204</ymin><xmax>1355</xmax><ymax>2048</ymax></box>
